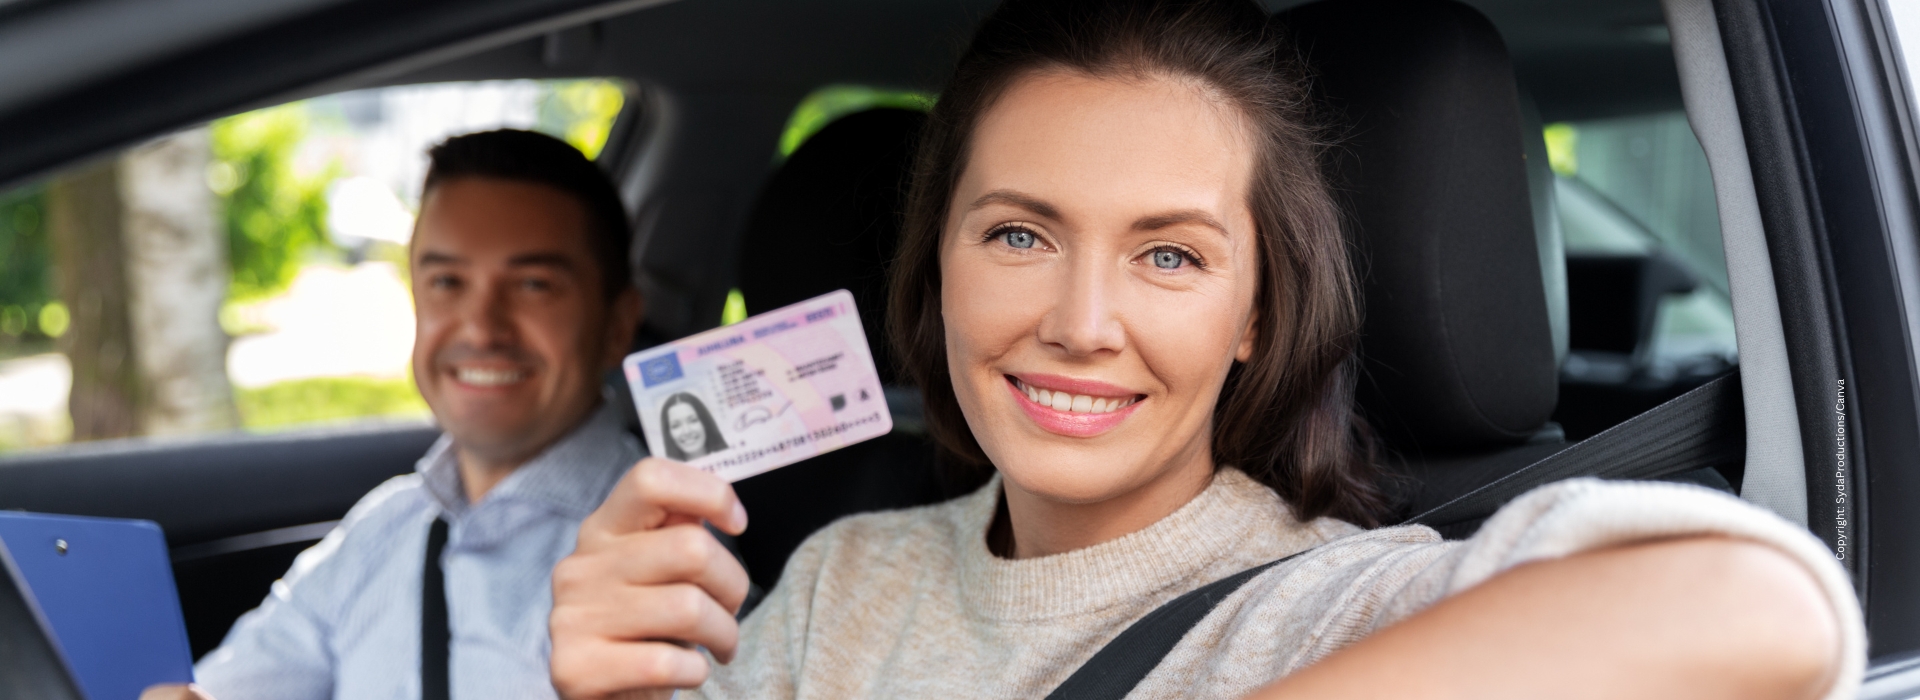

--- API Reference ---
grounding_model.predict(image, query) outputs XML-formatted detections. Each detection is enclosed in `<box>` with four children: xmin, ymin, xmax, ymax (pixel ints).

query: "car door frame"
<box><xmin>1706</xmin><ymin>0</ymin><xmax>1920</xmax><ymax>692</ymax></box>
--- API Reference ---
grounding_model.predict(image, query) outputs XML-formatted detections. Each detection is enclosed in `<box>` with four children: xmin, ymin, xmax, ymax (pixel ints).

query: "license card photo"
<box><xmin>623</xmin><ymin>289</ymin><xmax>893</xmax><ymax>482</ymax></box>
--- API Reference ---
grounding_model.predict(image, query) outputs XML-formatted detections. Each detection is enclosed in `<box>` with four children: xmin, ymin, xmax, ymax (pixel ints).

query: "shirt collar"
<box><xmin>417</xmin><ymin>401</ymin><xmax>641</xmax><ymax>520</ymax></box>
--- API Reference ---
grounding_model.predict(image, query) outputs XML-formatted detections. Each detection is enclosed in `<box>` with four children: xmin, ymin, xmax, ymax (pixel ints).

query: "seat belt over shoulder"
<box><xmin>1041</xmin><ymin>552</ymin><xmax>1309</xmax><ymax>700</ymax></box>
<box><xmin>1046</xmin><ymin>372</ymin><xmax>1744</xmax><ymax>700</ymax></box>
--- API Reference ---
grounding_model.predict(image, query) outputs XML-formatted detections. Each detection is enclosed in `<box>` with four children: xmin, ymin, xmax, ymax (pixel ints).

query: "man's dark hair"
<box><xmin>422</xmin><ymin>129</ymin><xmax>634</xmax><ymax>299</ymax></box>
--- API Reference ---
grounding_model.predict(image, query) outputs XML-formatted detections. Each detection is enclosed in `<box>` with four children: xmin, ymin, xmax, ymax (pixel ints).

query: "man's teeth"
<box><xmin>1015</xmin><ymin>379</ymin><xmax>1137</xmax><ymax>414</ymax></box>
<box><xmin>456</xmin><ymin>368</ymin><xmax>527</xmax><ymax>386</ymax></box>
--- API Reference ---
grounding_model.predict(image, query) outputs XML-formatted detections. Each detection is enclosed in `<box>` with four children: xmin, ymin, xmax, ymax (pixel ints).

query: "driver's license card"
<box><xmin>622</xmin><ymin>289</ymin><xmax>892</xmax><ymax>482</ymax></box>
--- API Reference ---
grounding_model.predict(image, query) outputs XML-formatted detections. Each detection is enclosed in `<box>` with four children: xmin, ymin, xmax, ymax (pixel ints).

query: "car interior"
<box><xmin>0</xmin><ymin>0</ymin><xmax>1916</xmax><ymax>694</ymax></box>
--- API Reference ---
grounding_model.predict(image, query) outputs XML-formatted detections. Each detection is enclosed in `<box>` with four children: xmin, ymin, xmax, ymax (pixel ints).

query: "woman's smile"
<box><xmin>1005</xmin><ymin>373</ymin><xmax>1144</xmax><ymax>437</ymax></box>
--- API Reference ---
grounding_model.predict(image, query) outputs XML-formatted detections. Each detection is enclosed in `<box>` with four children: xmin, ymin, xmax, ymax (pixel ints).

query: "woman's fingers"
<box><xmin>598</xmin><ymin>524</ymin><xmax>751</xmax><ymax>613</ymax></box>
<box><xmin>553</xmin><ymin>524</ymin><xmax>751</xmax><ymax>617</ymax></box>
<box><xmin>550</xmin><ymin>638</ymin><xmax>709</xmax><ymax>700</ymax></box>
<box><xmin>552</xmin><ymin>580</ymin><xmax>743</xmax><ymax>663</ymax></box>
<box><xmin>582</xmin><ymin>458</ymin><xmax>747</xmax><ymax>544</ymax></box>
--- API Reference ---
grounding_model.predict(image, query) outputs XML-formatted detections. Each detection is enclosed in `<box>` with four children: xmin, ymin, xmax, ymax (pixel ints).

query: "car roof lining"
<box><xmin>384</xmin><ymin>0</ymin><xmax>1679</xmax><ymax>119</ymax></box>
<box><xmin>0</xmin><ymin>0</ymin><xmax>1683</xmax><ymax>191</ymax></box>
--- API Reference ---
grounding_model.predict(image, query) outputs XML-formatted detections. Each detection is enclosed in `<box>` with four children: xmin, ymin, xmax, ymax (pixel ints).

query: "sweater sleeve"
<box><xmin>687</xmin><ymin>526</ymin><xmax>835</xmax><ymax>700</ymax></box>
<box><xmin>1314</xmin><ymin>478</ymin><xmax>1865</xmax><ymax>700</ymax></box>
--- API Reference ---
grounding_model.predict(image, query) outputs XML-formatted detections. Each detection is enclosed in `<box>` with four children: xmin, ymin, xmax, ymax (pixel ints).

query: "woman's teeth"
<box><xmin>1014</xmin><ymin>379</ymin><xmax>1137</xmax><ymax>414</ymax></box>
<box><xmin>456</xmin><ymin>368</ymin><xmax>527</xmax><ymax>386</ymax></box>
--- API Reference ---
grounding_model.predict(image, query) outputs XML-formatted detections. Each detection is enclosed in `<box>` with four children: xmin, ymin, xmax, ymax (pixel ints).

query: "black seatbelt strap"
<box><xmin>1047</xmin><ymin>371</ymin><xmax>1743</xmax><ymax>700</ymax></box>
<box><xmin>1407</xmin><ymin>371</ymin><xmax>1743</xmax><ymax>529</ymax></box>
<box><xmin>1043</xmin><ymin>550</ymin><xmax>1309</xmax><ymax>700</ymax></box>
<box><xmin>422</xmin><ymin>517</ymin><xmax>451</xmax><ymax>700</ymax></box>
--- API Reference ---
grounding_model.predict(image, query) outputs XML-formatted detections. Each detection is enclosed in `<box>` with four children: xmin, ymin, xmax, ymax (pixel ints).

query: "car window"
<box><xmin>1545</xmin><ymin>111</ymin><xmax>1738</xmax><ymax>374</ymax></box>
<box><xmin>1892</xmin><ymin>0</ymin><xmax>1920</xmax><ymax>113</ymax></box>
<box><xmin>0</xmin><ymin>79</ymin><xmax>629</xmax><ymax>454</ymax></box>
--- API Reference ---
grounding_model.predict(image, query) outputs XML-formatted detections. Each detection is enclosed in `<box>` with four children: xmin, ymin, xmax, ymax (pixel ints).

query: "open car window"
<box><xmin>1549</xmin><ymin>111</ymin><xmax>1737</xmax><ymax>373</ymax></box>
<box><xmin>1539</xmin><ymin>106</ymin><xmax>1738</xmax><ymax>443</ymax></box>
<box><xmin>0</xmin><ymin>79</ymin><xmax>629</xmax><ymax>455</ymax></box>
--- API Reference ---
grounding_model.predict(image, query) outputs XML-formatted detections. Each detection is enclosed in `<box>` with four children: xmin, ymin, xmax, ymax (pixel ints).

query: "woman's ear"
<box><xmin>1235</xmin><ymin>308</ymin><xmax>1258</xmax><ymax>363</ymax></box>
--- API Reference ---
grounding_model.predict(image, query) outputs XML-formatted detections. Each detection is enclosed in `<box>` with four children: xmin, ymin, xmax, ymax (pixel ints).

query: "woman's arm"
<box><xmin>1248</xmin><ymin>536</ymin><xmax>1841</xmax><ymax>700</ymax></box>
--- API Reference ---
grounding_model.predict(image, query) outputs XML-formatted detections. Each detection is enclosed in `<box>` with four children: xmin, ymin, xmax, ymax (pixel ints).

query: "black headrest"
<box><xmin>1278</xmin><ymin>0</ymin><xmax>1558</xmax><ymax>452</ymax></box>
<box><xmin>737</xmin><ymin>108</ymin><xmax>926</xmax><ymax>382</ymax></box>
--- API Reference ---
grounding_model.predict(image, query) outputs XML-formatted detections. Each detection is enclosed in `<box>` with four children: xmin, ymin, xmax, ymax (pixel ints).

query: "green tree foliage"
<box><xmin>778</xmin><ymin>85</ymin><xmax>934</xmax><ymax>160</ymax></box>
<box><xmin>538</xmin><ymin>81</ymin><xmax>628</xmax><ymax>159</ymax></box>
<box><xmin>1544</xmin><ymin>123</ymin><xmax>1578</xmax><ymax>176</ymax></box>
<box><xmin>235</xmin><ymin>375</ymin><xmax>430</xmax><ymax>431</ymax></box>
<box><xmin>0</xmin><ymin>186</ymin><xmax>56</xmax><ymax>345</ymax></box>
<box><xmin>211</xmin><ymin>104</ymin><xmax>335</xmax><ymax>301</ymax></box>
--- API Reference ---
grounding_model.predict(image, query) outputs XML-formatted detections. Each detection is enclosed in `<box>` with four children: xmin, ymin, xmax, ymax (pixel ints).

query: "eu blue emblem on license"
<box><xmin>639</xmin><ymin>354</ymin><xmax>684</xmax><ymax>388</ymax></box>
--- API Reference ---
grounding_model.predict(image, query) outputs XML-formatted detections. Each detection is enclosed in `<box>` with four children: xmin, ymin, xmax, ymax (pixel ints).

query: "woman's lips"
<box><xmin>1005</xmin><ymin>375</ymin><xmax>1143</xmax><ymax>438</ymax></box>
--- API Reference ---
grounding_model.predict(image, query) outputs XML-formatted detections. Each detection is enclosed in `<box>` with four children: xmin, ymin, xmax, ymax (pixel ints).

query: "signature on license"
<box><xmin>735</xmin><ymin>401</ymin><xmax>793</xmax><ymax>431</ymax></box>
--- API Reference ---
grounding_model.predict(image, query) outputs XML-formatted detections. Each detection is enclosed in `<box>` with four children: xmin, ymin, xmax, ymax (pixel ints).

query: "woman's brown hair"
<box><xmin>888</xmin><ymin>0</ymin><xmax>1396</xmax><ymax>526</ymax></box>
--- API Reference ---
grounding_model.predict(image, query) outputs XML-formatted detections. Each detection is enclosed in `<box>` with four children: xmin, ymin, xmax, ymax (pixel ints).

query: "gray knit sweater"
<box><xmin>693</xmin><ymin>468</ymin><xmax>1863</xmax><ymax>699</ymax></box>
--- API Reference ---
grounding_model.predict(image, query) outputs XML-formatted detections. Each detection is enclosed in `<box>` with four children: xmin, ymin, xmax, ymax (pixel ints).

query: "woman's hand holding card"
<box><xmin>549</xmin><ymin>458</ymin><xmax>751</xmax><ymax>700</ymax></box>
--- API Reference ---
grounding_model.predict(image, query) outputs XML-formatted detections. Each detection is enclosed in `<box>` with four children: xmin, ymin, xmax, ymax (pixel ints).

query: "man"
<box><xmin>188</xmin><ymin>129</ymin><xmax>645</xmax><ymax>699</ymax></box>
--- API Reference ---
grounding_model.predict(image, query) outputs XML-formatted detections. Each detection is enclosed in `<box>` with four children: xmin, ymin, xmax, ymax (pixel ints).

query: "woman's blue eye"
<box><xmin>1151</xmin><ymin>250</ymin><xmax>1186</xmax><ymax>269</ymax></box>
<box><xmin>1002</xmin><ymin>229</ymin><xmax>1037</xmax><ymax>249</ymax></box>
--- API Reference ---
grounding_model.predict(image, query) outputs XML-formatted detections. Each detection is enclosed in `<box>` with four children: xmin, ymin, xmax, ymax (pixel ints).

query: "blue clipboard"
<box><xmin>0</xmin><ymin>511</ymin><xmax>195</xmax><ymax>700</ymax></box>
<box><xmin>0</xmin><ymin>533</ymin><xmax>85</xmax><ymax>700</ymax></box>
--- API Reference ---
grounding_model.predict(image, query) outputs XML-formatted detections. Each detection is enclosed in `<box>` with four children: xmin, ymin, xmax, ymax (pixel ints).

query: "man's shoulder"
<box><xmin>299</xmin><ymin>474</ymin><xmax>436</xmax><ymax>567</ymax></box>
<box><xmin>264</xmin><ymin>473</ymin><xmax>434</xmax><ymax>602</ymax></box>
<box><xmin>338</xmin><ymin>473</ymin><xmax>434</xmax><ymax>529</ymax></box>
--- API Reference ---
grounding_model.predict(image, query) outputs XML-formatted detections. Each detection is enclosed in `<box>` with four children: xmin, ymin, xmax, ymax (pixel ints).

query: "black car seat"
<box><xmin>1276</xmin><ymin>0</ymin><xmax>1738</xmax><ymax>531</ymax></box>
<box><xmin>727</xmin><ymin>107</ymin><xmax>954</xmax><ymax>590</ymax></box>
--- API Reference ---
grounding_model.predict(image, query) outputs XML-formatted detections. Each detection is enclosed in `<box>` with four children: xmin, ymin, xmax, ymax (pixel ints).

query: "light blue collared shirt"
<box><xmin>195</xmin><ymin>403</ymin><xmax>642</xmax><ymax>700</ymax></box>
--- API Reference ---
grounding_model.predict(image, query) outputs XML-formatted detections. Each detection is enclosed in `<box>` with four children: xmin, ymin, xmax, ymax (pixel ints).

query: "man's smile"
<box><xmin>452</xmin><ymin>366</ymin><xmax>531</xmax><ymax>388</ymax></box>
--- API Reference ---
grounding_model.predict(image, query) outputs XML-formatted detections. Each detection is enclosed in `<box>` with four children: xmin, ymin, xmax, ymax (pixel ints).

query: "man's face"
<box><xmin>410</xmin><ymin>177</ymin><xmax>640</xmax><ymax>466</ymax></box>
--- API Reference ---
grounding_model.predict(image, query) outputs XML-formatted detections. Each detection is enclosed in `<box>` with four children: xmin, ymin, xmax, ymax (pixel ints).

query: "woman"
<box><xmin>550</xmin><ymin>0</ymin><xmax>1859</xmax><ymax>697</ymax></box>
<box><xmin>660</xmin><ymin>392</ymin><xmax>726</xmax><ymax>460</ymax></box>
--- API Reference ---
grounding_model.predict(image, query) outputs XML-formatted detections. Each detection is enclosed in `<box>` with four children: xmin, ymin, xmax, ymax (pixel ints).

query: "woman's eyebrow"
<box><xmin>968</xmin><ymin>189</ymin><xmax>1060</xmax><ymax>220</ymax></box>
<box><xmin>1134</xmin><ymin>210</ymin><xmax>1230</xmax><ymax>237</ymax></box>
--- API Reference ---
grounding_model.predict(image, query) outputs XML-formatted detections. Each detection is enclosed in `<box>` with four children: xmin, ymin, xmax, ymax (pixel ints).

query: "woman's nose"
<box><xmin>1036</xmin><ymin>258</ymin><xmax>1127</xmax><ymax>357</ymax></box>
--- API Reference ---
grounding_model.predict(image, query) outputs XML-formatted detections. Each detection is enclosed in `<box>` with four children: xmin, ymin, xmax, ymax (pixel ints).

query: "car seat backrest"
<box><xmin>737</xmin><ymin>107</ymin><xmax>926</xmax><ymax>383</ymax></box>
<box><xmin>728</xmin><ymin>107</ymin><xmax>949</xmax><ymax>593</ymax></box>
<box><xmin>1278</xmin><ymin>0</ymin><xmax>1560</xmax><ymax>456</ymax></box>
